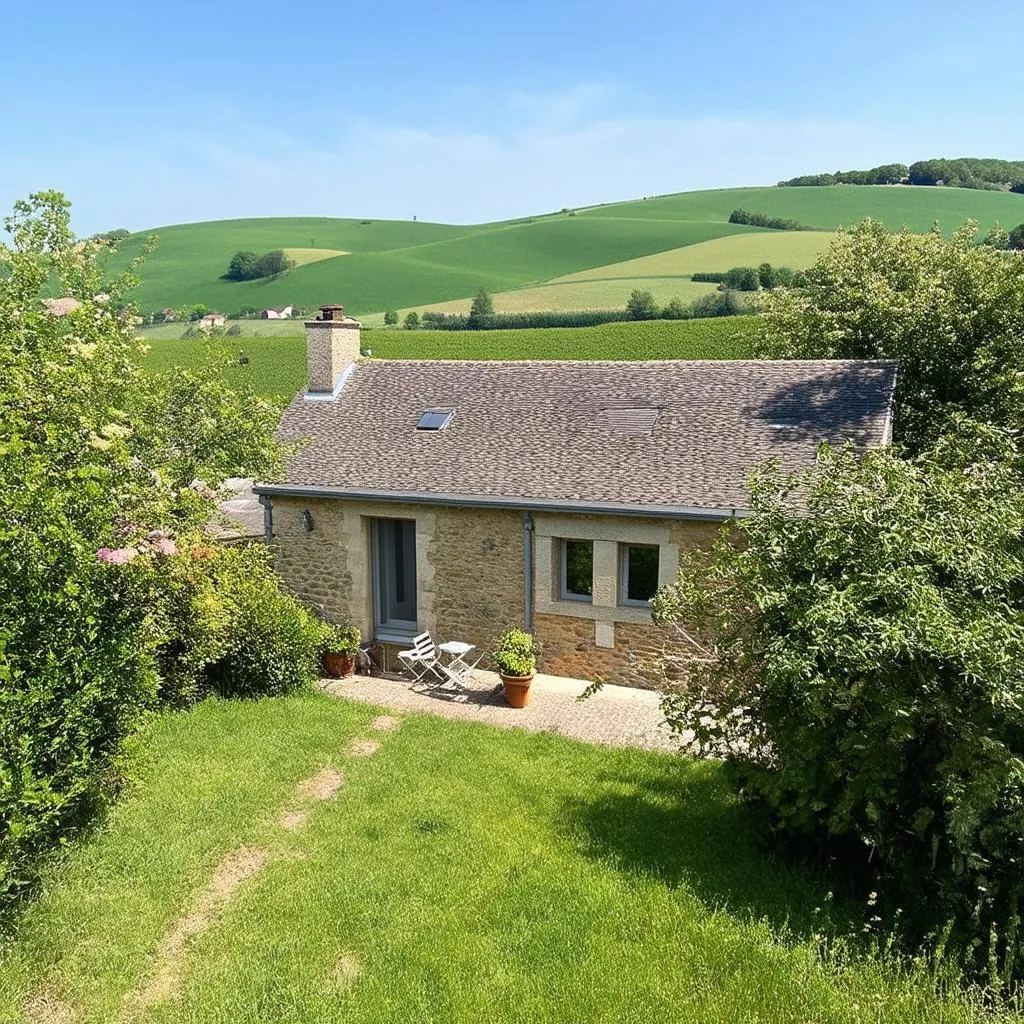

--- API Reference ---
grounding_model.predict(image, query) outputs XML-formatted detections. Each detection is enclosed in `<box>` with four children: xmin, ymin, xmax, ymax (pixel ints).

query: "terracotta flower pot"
<box><xmin>323</xmin><ymin>652</ymin><xmax>356</xmax><ymax>678</ymax></box>
<box><xmin>500</xmin><ymin>672</ymin><xmax>535</xmax><ymax>709</ymax></box>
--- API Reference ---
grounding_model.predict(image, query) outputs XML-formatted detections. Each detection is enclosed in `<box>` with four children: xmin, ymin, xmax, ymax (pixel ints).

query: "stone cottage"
<box><xmin>255</xmin><ymin>305</ymin><xmax>896</xmax><ymax>685</ymax></box>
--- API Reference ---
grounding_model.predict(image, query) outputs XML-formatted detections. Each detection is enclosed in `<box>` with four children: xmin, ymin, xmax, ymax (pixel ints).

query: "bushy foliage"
<box><xmin>721</xmin><ymin>266</ymin><xmax>761</xmax><ymax>291</ymax></box>
<box><xmin>779</xmin><ymin>163</ymin><xmax>909</xmax><ymax>187</ymax></box>
<box><xmin>0</xmin><ymin>192</ymin><xmax>317</xmax><ymax>919</ymax></box>
<box><xmin>404</xmin><ymin>311</ymin><xmax>420</xmax><ymax>329</ymax></box>
<box><xmin>468</xmin><ymin>288</ymin><xmax>494</xmax><ymax>327</ymax></box>
<box><xmin>692</xmin><ymin>289</ymin><xmax>748</xmax><ymax>318</ymax></box>
<box><xmin>779</xmin><ymin>158</ymin><xmax>1024</xmax><ymax>191</ymax></box>
<box><xmin>1009</xmin><ymin>224</ymin><xmax>1024</xmax><ymax>251</ymax></box>
<box><xmin>491</xmin><ymin>628</ymin><xmax>540</xmax><ymax>678</ymax></box>
<box><xmin>728</xmin><ymin>209</ymin><xmax>814</xmax><ymax>231</ymax></box>
<box><xmin>661</xmin><ymin>297</ymin><xmax>690</xmax><ymax>320</ymax></box>
<box><xmin>756</xmin><ymin>219</ymin><xmax>1024</xmax><ymax>454</ymax></box>
<box><xmin>626</xmin><ymin>288</ymin><xmax>658</xmax><ymax>320</ymax></box>
<box><xmin>224</xmin><ymin>249</ymin><xmax>294</xmax><ymax>281</ymax></box>
<box><xmin>383</xmin><ymin>309</ymin><xmax>398</xmax><ymax>326</ymax></box>
<box><xmin>654</xmin><ymin>431</ymin><xmax>1024</xmax><ymax>986</ymax></box>
<box><xmin>157</xmin><ymin>545</ymin><xmax>332</xmax><ymax>703</ymax></box>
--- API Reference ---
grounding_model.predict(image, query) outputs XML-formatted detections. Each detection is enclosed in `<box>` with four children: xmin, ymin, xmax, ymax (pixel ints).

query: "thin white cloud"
<box><xmin>3</xmin><ymin>83</ymin><xmax>999</xmax><ymax>234</ymax></box>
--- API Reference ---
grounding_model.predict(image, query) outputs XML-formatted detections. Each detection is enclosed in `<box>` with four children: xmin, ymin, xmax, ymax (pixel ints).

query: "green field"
<box><xmin>112</xmin><ymin>186</ymin><xmax>1024</xmax><ymax>317</ymax></box>
<box><xmin>0</xmin><ymin>694</ymin><xmax>1000</xmax><ymax>1024</ymax></box>
<box><xmin>141</xmin><ymin>319</ymin><xmax>759</xmax><ymax>399</ymax></box>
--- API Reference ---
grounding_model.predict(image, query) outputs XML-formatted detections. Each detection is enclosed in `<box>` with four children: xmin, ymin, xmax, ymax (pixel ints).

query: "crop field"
<box><xmin>140</xmin><ymin>318</ymin><xmax>759</xmax><ymax>399</ymax></box>
<box><xmin>388</xmin><ymin>278</ymin><xmax>719</xmax><ymax>318</ymax></box>
<box><xmin>554</xmin><ymin>231</ymin><xmax>835</xmax><ymax>283</ymax></box>
<box><xmin>281</xmin><ymin>247</ymin><xmax>347</xmax><ymax>266</ymax></box>
<box><xmin>110</xmin><ymin>186</ymin><xmax>1023</xmax><ymax>318</ymax></box>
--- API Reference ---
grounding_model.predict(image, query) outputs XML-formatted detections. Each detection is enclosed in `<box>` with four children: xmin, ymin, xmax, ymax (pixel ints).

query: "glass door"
<box><xmin>372</xmin><ymin>518</ymin><xmax>417</xmax><ymax>639</ymax></box>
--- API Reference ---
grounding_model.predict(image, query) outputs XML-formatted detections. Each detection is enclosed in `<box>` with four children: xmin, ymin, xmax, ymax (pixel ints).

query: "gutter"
<box><xmin>522</xmin><ymin>511</ymin><xmax>535</xmax><ymax>630</ymax></box>
<box><xmin>251</xmin><ymin>484</ymin><xmax>746</xmax><ymax>522</ymax></box>
<box><xmin>258</xmin><ymin>493</ymin><xmax>273</xmax><ymax>543</ymax></box>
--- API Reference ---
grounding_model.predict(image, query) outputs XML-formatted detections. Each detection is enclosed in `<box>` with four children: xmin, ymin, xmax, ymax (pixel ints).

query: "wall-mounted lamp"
<box><xmin>302</xmin><ymin>509</ymin><xmax>314</xmax><ymax>533</ymax></box>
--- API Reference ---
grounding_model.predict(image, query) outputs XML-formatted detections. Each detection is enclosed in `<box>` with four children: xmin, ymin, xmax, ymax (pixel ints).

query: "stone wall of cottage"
<box><xmin>268</xmin><ymin>497</ymin><xmax>721</xmax><ymax>688</ymax></box>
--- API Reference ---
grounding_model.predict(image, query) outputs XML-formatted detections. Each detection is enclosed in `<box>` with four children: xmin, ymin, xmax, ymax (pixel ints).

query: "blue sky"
<box><xmin>2</xmin><ymin>0</ymin><xmax>1020</xmax><ymax>234</ymax></box>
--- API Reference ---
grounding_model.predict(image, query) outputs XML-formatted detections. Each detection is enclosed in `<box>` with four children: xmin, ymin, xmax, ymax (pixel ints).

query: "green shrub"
<box><xmin>626</xmin><ymin>288</ymin><xmax>658</xmax><ymax>321</ymax></box>
<box><xmin>383</xmin><ymin>309</ymin><xmax>398</xmax><ymax>326</ymax></box>
<box><xmin>728</xmin><ymin>209</ymin><xmax>814</xmax><ymax>231</ymax></box>
<box><xmin>655</xmin><ymin>431</ymin><xmax>1024</xmax><ymax>987</ymax></box>
<box><xmin>326</xmin><ymin>622</ymin><xmax>361</xmax><ymax>655</ymax></box>
<box><xmin>491</xmin><ymin>628</ymin><xmax>540</xmax><ymax>677</ymax></box>
<box><xmin>692</xmin><ymin>289</ymin><xmax>747</xmax><ymax>318</ymax></box>
<box><xmin>156</xmin><ymin>545</ymin><xmax>332</xmax><ymax>703</ymax></box>
<box><xmin>404</xmin><ymin>311</ymin><xmax>420</xmax><ymax>329</ymax></box>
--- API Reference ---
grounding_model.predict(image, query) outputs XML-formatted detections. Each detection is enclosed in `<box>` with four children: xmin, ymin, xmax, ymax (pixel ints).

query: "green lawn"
<box><xmin>0</xmin><ymin>694</ymin><xmax>1000</xmax><ymax>1023</ymax></box>
<box><xmin>106</xmin><ymin>186</ymin><xmax>1023</xmax><ymax>316</ymax></box>
<box><xmin>140</xmin><ymin>319</ymin><xmax>760</xmax><ymax>400</ymax></box>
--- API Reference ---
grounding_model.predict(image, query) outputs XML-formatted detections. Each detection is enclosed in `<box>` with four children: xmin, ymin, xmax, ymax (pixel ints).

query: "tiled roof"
<box><xmin>272</xmin><ymin>359</ymin><xmax>896</xmax><ymax>513</ymax></box>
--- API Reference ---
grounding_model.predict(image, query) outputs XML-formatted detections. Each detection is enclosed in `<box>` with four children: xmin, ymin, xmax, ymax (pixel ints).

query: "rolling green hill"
<box><xmin>112</xmin><ymin>186</ymin><xmax>1024</xmax><ymax>317</ymax></box>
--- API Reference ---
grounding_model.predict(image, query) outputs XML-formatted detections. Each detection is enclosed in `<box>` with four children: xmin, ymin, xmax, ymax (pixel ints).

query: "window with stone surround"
<box><xmin>619</xmin><ymin>543</ymin><xmax>659</xmax><ymax>606</ymax></box>
<box><xmin>559</xmin><ymin>539</ymin><xmax>594</xmax><ymax>601</ymax></box>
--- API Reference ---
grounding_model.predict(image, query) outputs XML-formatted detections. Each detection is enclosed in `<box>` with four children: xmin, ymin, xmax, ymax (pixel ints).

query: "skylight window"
<box><xmin>416</xmin><ymin>408</ymin><xmax>455</xmax><ymax>431</ymax></box>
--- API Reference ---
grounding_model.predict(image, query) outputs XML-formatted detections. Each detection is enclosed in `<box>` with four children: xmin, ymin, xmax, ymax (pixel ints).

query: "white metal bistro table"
<box><xmin>435</xmin><ymin>641</ymin><xmax>482</xmax><ymax>699</ymax></box>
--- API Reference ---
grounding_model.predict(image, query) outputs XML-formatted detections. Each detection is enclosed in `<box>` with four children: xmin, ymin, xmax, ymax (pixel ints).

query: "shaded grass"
<box><xmin>140</xmin><ymin>318</ymin><xmax>759</xmax><ymax>400</ymax></box>
<box><xmin>0</xmin><ymin>694</ymin><xmax>1004</xmax><ymax>1023</ymax></box>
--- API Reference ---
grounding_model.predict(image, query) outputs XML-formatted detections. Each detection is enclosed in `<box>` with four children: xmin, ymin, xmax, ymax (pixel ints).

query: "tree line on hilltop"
<box><xmin>779</xmin><ymin>157</ymin><xmax>1024</xmax><ymax>192</ymax></box>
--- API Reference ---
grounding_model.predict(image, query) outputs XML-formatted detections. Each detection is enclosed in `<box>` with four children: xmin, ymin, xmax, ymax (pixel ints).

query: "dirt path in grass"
<box><xmin>110</xmin><ymin>714</ymin><xmax>400</xmax><ymax>1019</ymax></box>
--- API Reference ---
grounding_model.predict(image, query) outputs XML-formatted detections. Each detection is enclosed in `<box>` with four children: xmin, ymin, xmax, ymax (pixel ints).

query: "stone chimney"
<box><xmin>305</xmin><ymin>304</ymin><xmax>361</xmax><ymax>395</ymax></box>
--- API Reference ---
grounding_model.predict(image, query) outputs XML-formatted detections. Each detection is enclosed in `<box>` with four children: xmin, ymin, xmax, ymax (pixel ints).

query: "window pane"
<box><xmin>626</xmin><ymin>545</ymin><xmax>659</xmax><ymax>602</ymax></box>
<box><xmin>564</xmin><ymin>540</ymin><xmax>593</xmax><ymax>598</ymax></box>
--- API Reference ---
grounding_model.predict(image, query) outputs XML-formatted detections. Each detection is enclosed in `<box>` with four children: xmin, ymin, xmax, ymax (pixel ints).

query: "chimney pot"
<box><xmin>305</xmin><ymin>303</ymin><xmax>361</xmax><ymax>395</ymax></box>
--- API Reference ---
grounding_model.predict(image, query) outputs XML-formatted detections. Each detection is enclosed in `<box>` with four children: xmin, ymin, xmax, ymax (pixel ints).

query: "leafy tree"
<box><xmin>661</xmin><ymin>297</ymin><xmax>689</xmax><ymax>320</ymax></box>
<box><xmin>1009</xmin><ymin>223</ymin><xmax>1024</xmax><ymax>250</ymax></box>
<box><xmin>692</xmin><ymin>289</ymin><xmax>746</xmax><ymax>318</ymax></box>
<box><xmin>226</xmin><ymin>250</ymin><xmax>259</xmax><ymax>280</ymax></box>
<box><xmin>981</xmin><ymin>224</ymin><xmax>1010</xmax><ymax>249</ymax></box>
<box><xmin>756</xmin><ymin>219</ymin><xmax>1024</xmax><ymax>453</ymax></box>
<box><xmin>1011</xmin><ymin>181</ymin><xmax>1024</xmax><ymax>195</ymax></box>
<box><xmin>383</xmin><ymin>309</ymin><xmax>398</xmax><ymax>326</ymax></box>
<box><xmin>722</xmin><ymin>266</ymin><xmax>761</xmax><ymax>291</ymax></box>
<box><xmin>468</xmin><ymin>288</ymin><xmax>495</xmax><ymax>328</ymax></box>
<box><xmin>653</xmin><ymin>428</ymin><xmax>1024</xmax><ymax>985</ymax></box>
<box><xmin>626</xmin><ymin>288</ymin><xmax>658</xmax><ymax>320</ymax></box>
<box><xmin>0</xmin><ymin>191</ymin><xmax>323</xmax><ymax>913</ymax></box>
<box><xmin>253</xmin><ymin>249</ymin><xmax>293</xmax><ymax>279</ymax></box>
<box><xmin>404</xmin><ymin>311</ymin><xmax>420</xmax><ymax>329</ymax></box>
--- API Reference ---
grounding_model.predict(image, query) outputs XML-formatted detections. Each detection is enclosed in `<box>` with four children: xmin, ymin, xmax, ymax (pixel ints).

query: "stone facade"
<box><xmin>268</xmin><ymin>496</ymin><xmax>721</xmax><ymax>688</ymax></box>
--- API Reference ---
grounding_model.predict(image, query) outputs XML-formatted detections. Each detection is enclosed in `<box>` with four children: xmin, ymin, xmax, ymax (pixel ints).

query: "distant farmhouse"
<box><xmin>159</xmin><ymin>307</ymin><xmax>175</xmax><ymax>322</ymax></box>
<box><xmin>200</xmin><ymin>313</ymin><xmax>226</xmax><ymax>328</ymax></box>
<box><xmin>260</xmin><ymin>306</ymin><xmax>294</xmax><ymax>319</ymax></box>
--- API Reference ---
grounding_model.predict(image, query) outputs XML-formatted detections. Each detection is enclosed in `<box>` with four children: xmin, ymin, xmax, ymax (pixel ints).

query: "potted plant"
<box><xmin>491</xmin><ymin>627</ymin><xmax>541</xmax><ymax>708</ymax></box>
<box><xmin>322</xmin><ymin>623</ymin><xmax>361</xmax><ymax>678</ymax></box>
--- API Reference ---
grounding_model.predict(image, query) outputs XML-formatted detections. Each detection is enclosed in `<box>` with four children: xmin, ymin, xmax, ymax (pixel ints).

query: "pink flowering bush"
<box><xmin>0</xmin><ymin>191</ymin><xmax>299</xmax><ymax>920</ymax></box>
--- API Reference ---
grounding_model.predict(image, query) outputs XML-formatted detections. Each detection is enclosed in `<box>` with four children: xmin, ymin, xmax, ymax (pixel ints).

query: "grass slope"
<box><xmin>0</xmin><ymin>694</ymin><xmax>1000</xmax><ymax>1024</ymax></box>
<box><xmin>141</xmin><ymin>319</ymin><xmax>760</xmax><ymax>399</ymax></box>
<box><xmin>581</xmin><ymin>184</ymin><xmax>1023</xmax><ymax>232</ymax></box>
<box><xmin>112</xmin><ymin>186</ymin><xmax>1024</xmax><ymax>316</ymax></box>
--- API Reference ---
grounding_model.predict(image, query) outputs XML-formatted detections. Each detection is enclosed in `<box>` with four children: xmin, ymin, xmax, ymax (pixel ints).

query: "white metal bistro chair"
<box><xmin>397</xmin><ymin>631</ymin><xmax>441</xmax><ymax>687</ymax></box>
